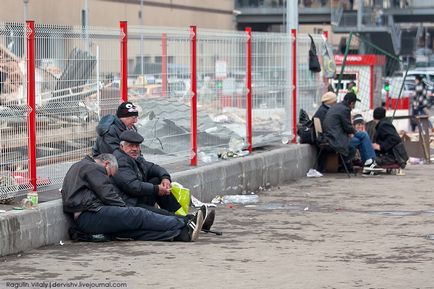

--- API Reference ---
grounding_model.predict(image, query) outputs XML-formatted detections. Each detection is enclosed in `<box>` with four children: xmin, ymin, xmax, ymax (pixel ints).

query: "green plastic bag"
<box><xmin>170</xmin><ymin>182</ymin><xmax>190</xmax><ymax>216</ymax></box>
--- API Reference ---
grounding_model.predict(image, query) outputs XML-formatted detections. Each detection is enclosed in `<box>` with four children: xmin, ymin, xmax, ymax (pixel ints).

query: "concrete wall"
<box><xmin>0</xmin><ymin>144</ymin><xmax>315</xmax><ymax>257</ymax></box>
<box><xmin>1</xmin><ymin>0</ymin><xmax>234</xmax><ymax>30</ymax></box>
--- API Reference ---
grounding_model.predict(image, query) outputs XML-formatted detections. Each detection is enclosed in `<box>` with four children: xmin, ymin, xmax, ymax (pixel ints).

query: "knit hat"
<box><xmin>116</xmin><ymin>102</ymin><xmax>139</xmax><ymax>118</ymax></box>
<box><xmin>353</xmin><ymin>114</ymin><xmax>364</xmax><ymax>125</ymax></box>
<box><xmin>321</xmin><ymin>92</ymin><xmax>337</xmax><ymax>105</ymax></box>
<box><xmin>373</xmin><ymin>107</ymin><xmax>386</xmax><ymax>120</ymax></box>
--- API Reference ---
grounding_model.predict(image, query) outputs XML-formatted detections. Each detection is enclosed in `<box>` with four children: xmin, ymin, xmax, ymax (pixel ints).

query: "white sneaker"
<box><xmin>363</xmin><ymin>159</ymin><xmax>383</xmax><ymax>174</ymax></box>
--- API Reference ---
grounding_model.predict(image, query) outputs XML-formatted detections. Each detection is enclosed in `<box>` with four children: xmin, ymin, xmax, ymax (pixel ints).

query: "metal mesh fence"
<box><xmin>196</xmin><ymin>29</ymin><xmax>247</xmax><ymax>160</ymax></box>
<box><xmin>0</xmin><ymin>22</ymin><xmax>31</xmax><ymax>201</ymax></box>
<box><xmin>252</xmin><ymin>31</ymin><xmax>290</xmax><ymax>146</ymax></box>
<box><xmin>34</xmin><ymin>24</ymin><xmax>120</xmax><ymax>191</ymax></box>
<box><xmin>0</xmin><ymin>21</ymin><xmax>329</xmax><ymax>201</ymax></box>
<box><xmin>127</xmin><ymin>26</ymin><xmax>191</xmax><ymax>165</ymax></box>
<box><xmin>296</xmin><ymin>33</ymin><xmax>328</xmax><ymax>117</ymax></box>
<box><xmin>335</xmin><ymin>33</ymin><xmax>406</xmax><ymax>124</ymax></box>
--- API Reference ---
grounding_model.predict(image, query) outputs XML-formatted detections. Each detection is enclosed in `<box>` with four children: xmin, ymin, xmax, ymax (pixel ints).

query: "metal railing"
<box><xmin>0</xmin><ymin>20</ymin><xmax>331</xmax><ymax>202</ymax></box>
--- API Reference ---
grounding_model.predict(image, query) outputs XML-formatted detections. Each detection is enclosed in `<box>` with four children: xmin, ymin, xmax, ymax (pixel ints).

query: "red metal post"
<box><xmin>245</xmin><ymin>27</ymin><xmax>252</xmax><ymax>153</ymax></box>
<box><xmin>26</xmin><ymin>21</ymin><xmax>37</xmax><ymax>192</ymax></box>
<box><xmin>162</xmin><ymin>33</ymin><xmax>168</xmax><ymax>97</ymax></box>
<box><xmin>190</xmin><ymin>26</ymin><xmax>197</xmax><ymax>166</ymax></box>
<box><xmin>370</xmin><ymin>64</ymin><xmax>374</xmax><ymax>109</ymax></box>
<box><xmin>323</xmin><ymin>31</ymin><xmax>328</xmax><ymax>40</ymax></box>
<box><xmin>291</xmin><ymin>29</ymin><xmax>297</xmax><ymax>143</ymax></box>
<box><xmin>120</xmin><ymin>21</ymin><xmax>128</xmax><ymax>102</ymax></box>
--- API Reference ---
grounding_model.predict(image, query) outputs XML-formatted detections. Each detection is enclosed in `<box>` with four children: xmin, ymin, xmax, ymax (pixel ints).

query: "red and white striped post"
<box><xmin>162</xmin><ymin>33</ymin><xmax>168</xmax><ymax>97</ymax></box>
<box><xmin>245</xmin><ymin>27</ymin><xmax>253</xmax><ymax>153</ymax></box>
<box><xmin>26</xmin><ymin>20</ymin><xmax>37</xmax><ymax>192</ymax></box>
<box><xmin>291</xmin><ymin>29</ymin><xmax>297</xmax><ymax>143</ymax></box>
<box><xmin>190</xmin><ymin>26</ymin><xmax>197</xmax><ymax>166</ymax></box>
<box><xmin>120</xmin><ymin>21</ymin><xmax>128</xmax><ymax>102</ymax></box>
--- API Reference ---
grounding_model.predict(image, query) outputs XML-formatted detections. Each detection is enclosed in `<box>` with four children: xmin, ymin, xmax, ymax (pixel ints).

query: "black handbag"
<box><xmin>308</xmin><ymin>34</ymin><xmax>321</xmax><ymax>73</ymax></box>
<box><xmin>392</xmin><ymin>142</ymin><xmax>409</xmax><ymax>168</ymax></box>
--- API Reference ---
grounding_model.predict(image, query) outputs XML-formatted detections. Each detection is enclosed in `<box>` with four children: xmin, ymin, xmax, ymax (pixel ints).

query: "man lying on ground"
<box><xmin>61</xmin><ymin>153</ymin><xmax>204</xmax><ymax>242</ymax></box>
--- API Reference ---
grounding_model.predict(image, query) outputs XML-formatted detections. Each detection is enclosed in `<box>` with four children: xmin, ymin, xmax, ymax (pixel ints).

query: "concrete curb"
<box><xmin>0</xmin><ymin>144</ymin><xmax>315</xmax><ymax>257</ymax></box>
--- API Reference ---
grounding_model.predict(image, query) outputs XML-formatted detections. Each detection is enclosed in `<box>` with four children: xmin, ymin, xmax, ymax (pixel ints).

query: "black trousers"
<box><xmin>76</xmin><ymin>206</ymin><xmax>187</xmax><ymax>241</ymax></box>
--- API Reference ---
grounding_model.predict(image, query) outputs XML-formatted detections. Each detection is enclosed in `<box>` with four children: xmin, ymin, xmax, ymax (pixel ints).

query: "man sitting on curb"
<box><xmin>62</xmin><ymin>153</ymin><xmax>204</xmax><ymax>242</ymax></box>
<box><xmin>92</xmin><ymin>101</ymin><xmax>139</xmax><ymax>156</ymax></box>
<box><xmin>372</xmin><ymin>107</ymin><xmax>409</xmax><ymax>169</ymax></box>
<box><xmin>112</xmin><ymin>130</ymin><xmax>215</xmax><ymax>231</ymax></box>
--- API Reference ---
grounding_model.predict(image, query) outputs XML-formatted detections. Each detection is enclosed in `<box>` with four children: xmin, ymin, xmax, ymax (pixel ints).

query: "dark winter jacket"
<box><xmin>112</xmin><ymin>149</ymin><xmax>171</xmax><ymax>206</ymax></box>
<box><xmin>374</xmin><ymin>118</ymin><xmax>402</xmax><ymax>155</ymax></box>
<box><xmin>313</xmin><ymin>103</ymin><xmax>331</xmax><ymax>126</ymax></box>
<box><xmin>92</xmin><ymin>115</ymin><xmax>137</xmax><ymax>156</ymax></box>
<box><xmin>323</xmin><ymin>101</ymin><xmax>356</xmax><ymax>156</ymax></box>
<box><xmin>62</xmin><ymin>155</ymin><xmax>126</xmax><ymax>214</ymax></box>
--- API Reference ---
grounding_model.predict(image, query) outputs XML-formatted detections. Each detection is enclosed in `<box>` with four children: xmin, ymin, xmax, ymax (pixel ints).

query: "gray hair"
<box><xmin>94</xmin><ymin>153</ymin><xmax>118</xmax><ymax>171</ymax></box>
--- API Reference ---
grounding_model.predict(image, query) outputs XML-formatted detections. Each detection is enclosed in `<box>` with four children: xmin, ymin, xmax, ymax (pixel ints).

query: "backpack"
<box><xmin>308</xmin><ymin>34</ymin><xmax>321</xmax><ymax>73</ymax></box>
<box><xmin>297</xmin><ymin>109</ymin><xmax>315</xmax><ymax>144</ymax></box>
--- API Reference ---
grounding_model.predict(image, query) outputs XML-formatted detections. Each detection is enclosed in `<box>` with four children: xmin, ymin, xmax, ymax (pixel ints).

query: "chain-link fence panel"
<box><xmin>195</xmin><ymin>29</ymin><xmax>246</xmax><ymax>161</ymax></box>
<box><xmin>252</xmin><ymin>31</ymin><xmax>290</xmax><ymax>146</ymax></box>
<box><xmin>335</xmin><ymin>33</ymin><xmax>408</xmax><ymax>128</ymax></box>
<box><xmin>296</xmin><ymin>33</ymin><xmax>328</xmax><ymax>117</ymax></box>
<box><xmin>128</xmin><ymin>26</ymin><xmax>191</xmax><ymax>165</ymax></box>
<box><xmin>0</xmin><ymin>22</ymin><xmax>32</xmax><ymax>202</ymax></box>
<box><xmin>34</xmin><ymin>24</ymin><xmax>120</xmax><ymax>192</ymax></box>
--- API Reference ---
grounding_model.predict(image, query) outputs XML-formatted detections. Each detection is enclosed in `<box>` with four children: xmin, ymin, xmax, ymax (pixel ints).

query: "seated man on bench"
<box><xmin>372</xmin><ymin>107</ymin><xmax>409</xmax><ymax>169</ymax></box>
<box><xmin>323</xmin><ymin>92</ymin><xmax>378</xmax><ymax>173</ymax></box>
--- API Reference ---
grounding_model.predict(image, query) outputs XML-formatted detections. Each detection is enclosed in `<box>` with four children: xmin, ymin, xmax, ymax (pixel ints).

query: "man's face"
<box><xmin>121</xmin><ymin>141</ymin><xmax>141</xmax><ymax>159</ymax></box>
<box><xmin>349</xmin><ymin>101</ymin><xmax>356</xmax><ymax>110</ymax></box>
<box><xmin>120</xmin><ymin>116</ymin><xmax>138</xmax><ymax>129</ymax></box>
<box><xmin>355</xmin><ymin>122</ymin><xmax>365</xmax><ymax>131</ymax></box>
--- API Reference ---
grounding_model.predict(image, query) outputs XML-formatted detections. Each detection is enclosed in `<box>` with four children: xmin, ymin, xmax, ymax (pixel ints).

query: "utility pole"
<box><xmin>140</xmin><ymin>0</ymin><xmax>144</xmax><ymax>76</ymax></box>
<box><xmin>84</xmin><ymin>0</ymin><xmax>89</xmax><ymax>52</ymax></box>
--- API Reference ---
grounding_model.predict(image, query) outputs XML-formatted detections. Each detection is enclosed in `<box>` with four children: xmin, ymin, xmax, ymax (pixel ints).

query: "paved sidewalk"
<box><xmin>1</xmin><ymin>164</ymin><xmax>434</xmax><ymax>289</ymax></box>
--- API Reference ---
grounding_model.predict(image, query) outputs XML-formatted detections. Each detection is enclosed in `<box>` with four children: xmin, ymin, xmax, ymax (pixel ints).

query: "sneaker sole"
<box><xmin>191</xmin><ymin>211</ymin><xmax>204</xmax><ymax>242</ymax></box>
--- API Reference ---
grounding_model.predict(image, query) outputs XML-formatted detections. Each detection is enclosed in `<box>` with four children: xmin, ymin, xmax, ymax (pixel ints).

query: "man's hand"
<box><xmin>157</xmin><ymin>184</ymin><xmax>170</xmax><ymax>196</ymax></box>
<box><xmin>161</xmin><ymin>179</ymin><xmax>171</xmax><ymax>190</ymax></box>
<box><xmin>157</xmin><ymin>179</ymin><xmax>171</xmax><ymax>196</ymax></box>
<box><xmin>372</xmin><ymin>143</ymin><xmax>381</xmax><ymax>151</ymax></box>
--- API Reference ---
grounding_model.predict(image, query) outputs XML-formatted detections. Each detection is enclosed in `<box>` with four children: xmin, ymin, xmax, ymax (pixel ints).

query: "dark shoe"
<box><xmin>197</xmin><ymin>205</ymin><xmax>215</xmax><ymax>231</ymax></box>
<box><xmin>363</xmin><ymin>159</ymin><xmax>382</xmax><ymax>174</ymax></box>
<box><xmin>187</xmin><ymin>210</ymin><xmax>204</xmax><ymax>242</ymax></box>
<box><xmin>202</xmin><ymin>208</ymin><xmax>215</xmax><ymax>231</ymax></box>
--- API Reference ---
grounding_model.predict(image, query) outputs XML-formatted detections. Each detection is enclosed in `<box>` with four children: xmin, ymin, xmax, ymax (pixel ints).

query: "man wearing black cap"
<box><xmin>372</xmin><ymin>107</ymin><xmax>408</xmax><ymax>168</ymax></box>
<box><xmin>92</xmin><ymin>101</ymin><xmax>139</xmax><ymax>156</ymax></box>
<box><xmin>62</xmin><ymin>153</ymin><xmax>205</xmax><ymax>242</ymax></box>
<box><xmin>323</xmin><ymin>92</ymin><xmax>377</xmax><ymax>172</ymax></box>
<box><xmin>112</xmin><ymin>130</ymin><xmax>216</xmax><ymax>231</ymax></box>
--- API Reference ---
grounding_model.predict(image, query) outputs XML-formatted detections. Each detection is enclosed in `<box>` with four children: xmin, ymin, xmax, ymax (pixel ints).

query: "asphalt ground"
<box><xmin>1</xmin><ymin>163</ymin><xmax>434</xmax><ymax>289</ymax></box>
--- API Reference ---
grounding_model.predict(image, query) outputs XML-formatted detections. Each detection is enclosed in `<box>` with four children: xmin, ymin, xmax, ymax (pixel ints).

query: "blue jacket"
<box><xmin>92</xmin><ymin>115</ymin><xmax>136</xmax><ymax>156</ymax></box>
